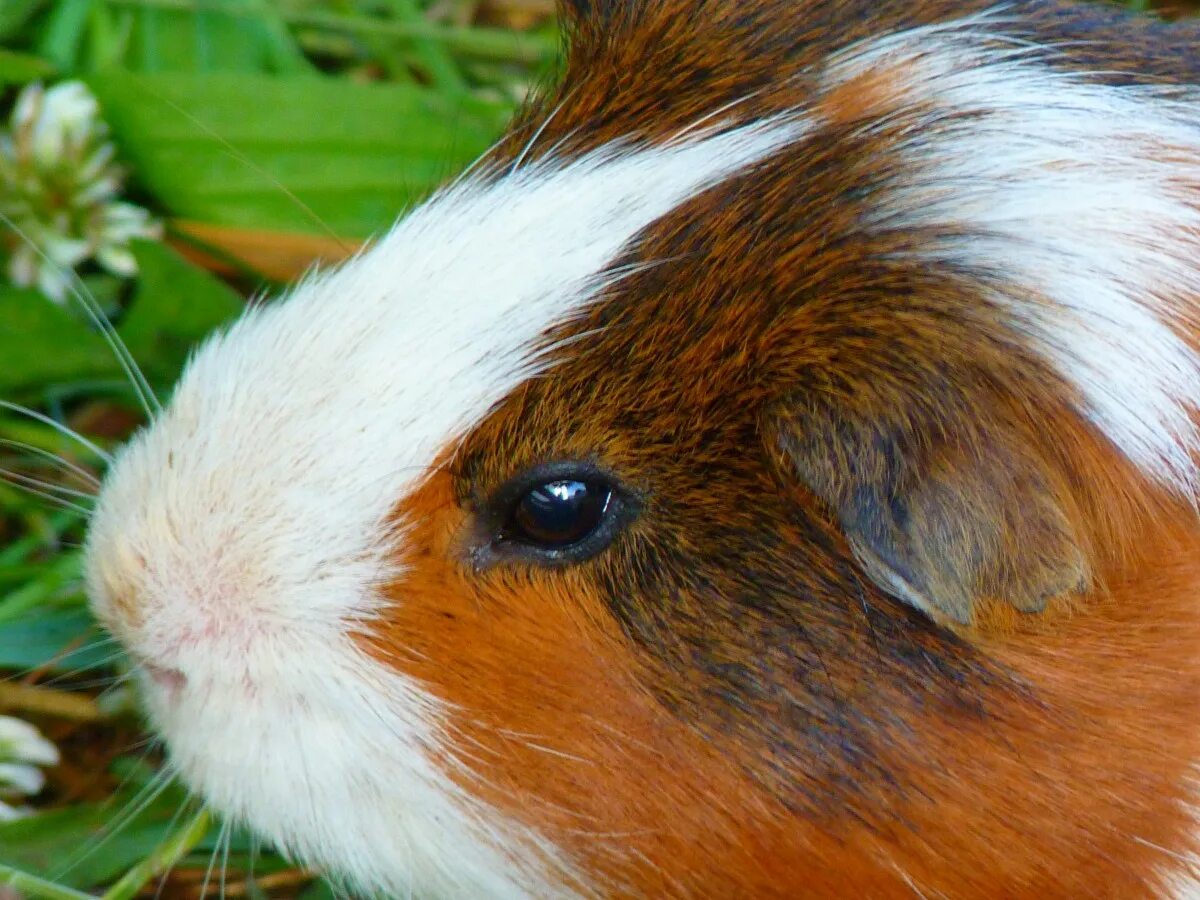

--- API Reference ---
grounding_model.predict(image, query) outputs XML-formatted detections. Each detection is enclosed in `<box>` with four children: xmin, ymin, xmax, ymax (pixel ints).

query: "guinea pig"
<box><xmin>83</xmin><ymin>0</ymin><xmax>1200</xmax><ymax>896</ymax></box>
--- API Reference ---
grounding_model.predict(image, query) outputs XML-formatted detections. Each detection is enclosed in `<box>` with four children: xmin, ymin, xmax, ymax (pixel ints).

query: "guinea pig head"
<box><xmin>85</xmin><ymin>0</ymin><xmax>1200</xmax><ymax>897</ymax></box>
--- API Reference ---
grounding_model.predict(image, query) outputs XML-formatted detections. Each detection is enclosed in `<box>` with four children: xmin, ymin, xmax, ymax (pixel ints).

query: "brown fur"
<box><xmin>360</xmin><ymin>1</ymin><xmax>1200</xmax><ymax>895</ymax></box>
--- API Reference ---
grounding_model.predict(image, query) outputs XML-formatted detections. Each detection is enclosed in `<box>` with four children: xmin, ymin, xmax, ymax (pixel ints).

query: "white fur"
<box><xmin>84</xmin><ymin>118</ymin><xmax>807</xmax><ymax>898</ymax></box>
<box><xmin>825</xmin><ymin>14</ymin><xmax>1200</xmax><ymax>495</ymax></box>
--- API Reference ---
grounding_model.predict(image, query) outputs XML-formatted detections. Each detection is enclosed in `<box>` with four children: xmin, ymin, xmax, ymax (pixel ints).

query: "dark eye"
<box><xmin>505</xmin><ymin>479</ymin><xmax>612</xmax><ymax>549</ymax></box>
<box><xmin>478</xmin><ymin>461</ymin><xmax>637</xmax><ymax>566</ymax></box>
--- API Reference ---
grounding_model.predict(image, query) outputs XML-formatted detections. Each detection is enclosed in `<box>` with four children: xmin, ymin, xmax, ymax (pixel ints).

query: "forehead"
<box><xmin>139</xmin><ymin>3</ymin><xmax>1200</xmax><ymax>535</ymax></box>
<box><xmin>95</xmin><ymin>118</ymin><xmax>809</xmax><ymax>593</ymax></box>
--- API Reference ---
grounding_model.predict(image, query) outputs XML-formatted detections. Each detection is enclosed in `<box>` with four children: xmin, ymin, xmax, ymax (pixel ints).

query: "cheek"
<box><xmin>365</xmin><ymin>470</ymin><xmax>654</xmax><ymax>807</ymax></box>
<box><xmin>358</xmin><ymin>471</ymin><xmax>837</xmax><ymax>895</ymax></box>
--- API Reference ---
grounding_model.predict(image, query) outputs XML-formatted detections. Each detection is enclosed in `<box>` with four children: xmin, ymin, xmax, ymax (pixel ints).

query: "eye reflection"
<box><xmin>506</xmin><ymin>478</ymin><xmax>612</xmax><ymax>549</ymax></box>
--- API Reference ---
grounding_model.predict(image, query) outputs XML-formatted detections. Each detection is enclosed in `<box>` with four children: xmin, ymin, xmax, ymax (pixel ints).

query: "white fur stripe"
<box><xmin>85</xmin><ymin>118</ymin><xmax>809</xmax><ymax>899</ymax></box>
<box><xmin>826</xmin><ymin>15</ymin><xmax>1200</xmax><ymax>494</ymax></box>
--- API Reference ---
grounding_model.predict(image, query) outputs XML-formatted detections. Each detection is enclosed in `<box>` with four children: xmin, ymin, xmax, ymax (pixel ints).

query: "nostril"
<box><xmin>142</xmin><ymin>662</ymin><xmax>187</xmax><ymax>694</ymax></box>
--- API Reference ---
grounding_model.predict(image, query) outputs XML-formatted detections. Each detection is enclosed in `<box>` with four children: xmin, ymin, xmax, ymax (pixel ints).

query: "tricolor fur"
<box><xmin>86</xmin><ymin>1</ymin><xmax>1200</xmax><ymax>897</ymax></box>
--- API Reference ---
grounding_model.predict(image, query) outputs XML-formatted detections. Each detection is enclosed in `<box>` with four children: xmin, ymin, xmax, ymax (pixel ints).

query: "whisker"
<box><xmin>34</xmin><ymin>651</ymin><xmax>129</xmax><ymax>689</ymax></box>
<box><xmin>101</xmin><ymin>740</ymin><xmax>164</xmax><ymax>810</ymax></box>
<box><xmin>0</xmin><ymin>211</ymin><xmax>160</xmax><ymax>418</ymax></box>
<box><xmin>1</xmin><ymin>634</ymin><xmax>118</xmax><ymax>685</ymax></box>
<box><xmin>145</xmin><ymin>797</ymin><xmax>192</xmax><ymax>900</ymax></box>
<box><xmin>112</xmin><ymin>734</ymin><xmax>160</xmax><ymax>759</ymax></box>
<box><xmin>37</xmin><ymin>673</ymin><xmax>120</xmax><ymax>692</ymax></box>
<box><xmin>198</xmin><ymin>818</ymin><xmax>230</xmax><ymax>900</ymax></box>
<box><xmin>0</xmin><ymin>400</ymin><xmax>112</xmax><ymax>464</ymax></box>
<box><xmin>0</xmin><ymin>439</ymin><xmax>102</xmax><ymax>488</ymax></box>
<box><xmin>52</xmin><ymin>767</ymin><xmax>174</xmax><ymax>881</ymax></box>
<box><xmin>141</xmin><ymin>91</ymin><xmax>349</xmax><ymax>252</ymax></box>
<box><xmin>0</xmin><ymin>466</ymin><xmax>97</xmax><ymax>502</ymax></box>
<box><xmin>4</xmin><ymin>651</ymin><xmax>126</xmax><ymax>692</ymax></box>
<box><xmin>0</xmin><ymin>471</ymin><xmax>94</xmax><ymax>515</ymax></box>
<box><xmin>45</xmin><ymin>633</ymin><xmax>120</xmax><ymax>666</ymax></box>
<box><xmin>246</xmin><ymin>833</ymin><xmax>260</xmax><ymax>897</ymax></box>
<box><xmin>533</xmin><ymin>123</ymin><xmax>586</xmax><ymax>170</ymax></box>
<box><xmin>446</xmin><ymin>91</ymin><xmax>576</xmax><ymax>193</ymax></box>
<box><xmin>93</xmin><ymin>668</ymin><xmax>138</xmax><ymax>705</ymax></box>
<box><xmin>219</xmin><ymin>821</ymin><xmax>232</xmax><ymax>900</ymax></box>
<box><xmin>446</xmin><ymin>129</ymin><xmax>517</xmax><ymax>192</ymax></box>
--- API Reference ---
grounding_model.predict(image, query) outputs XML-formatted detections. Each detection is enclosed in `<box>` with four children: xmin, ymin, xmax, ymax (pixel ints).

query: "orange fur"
<box><xmin>362</xmin><ymin>458</ymin><xmax>1200</xmax><ymax>896</ymax></box>
<box><xmin>352</xmin><ymin>1</ymin><xmax>1200</xmax><ymax>894</ymax></box>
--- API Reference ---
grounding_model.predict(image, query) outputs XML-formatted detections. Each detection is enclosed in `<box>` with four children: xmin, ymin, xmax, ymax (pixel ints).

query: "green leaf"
<box><xmin>0</xmin><ymin>552</ymin><xmax>83</xmax><ymax>624</ymax></box>
<box><xmin>0</xmin><ymin>50</ymin><xmax>56</xmax><ymax>85</ymax></box>
<box><xmin>237</xmin><ymin>0</ymin><xmax>315</xmax><ymax>75</ymax></box>
<box><xmin>85</xmin><ymin>3</ymin><xmax>134</xmax><ymax>72</ymax></box>
<box><xmin>0</xmin><ymin>242</ymin><xmax>239</xmax><ymax>396</ymax></box>
<box><xmin>36</xmin><ymin>0</ymin><xmax>94</xmax><ymax>72</ymax></box>
<box><xmin>119</xmin><ymin>0</ymin><xmax>313</xmax><ymax>75</ymax></box>
<box><xmin>379</xmin><ymin>0</ymin><xmax>469</xmax><ymax>94</ymax></box>
<box><xmin>0</xmin><ymin>865</ymin><xmax>94</xmax><ymax>900</ymax></box>
<box><xmin>99</xmin><ymin>809</ymin><xmax>212</xmax><ymax>900</ymax></box>
<box><xmin>298</xmin><ymin>878</ymin><xmax>341</xmax><ymax>900</ymax></box>
<box><xmin>0</xmin><ymin>769</ymin><xmax>284</xmax><ymax>890</ymax></box>
<box><xmin>0</xmin><ymin>287</ymin><xmax>118</xmax><ymax>394</ymax></box>
<box><xmin>0</xmin><ymin>0</ymin><xmax>47</xmax><ymax>42</ymax></box>
<box><xmin>88</xmin><ymin>70</ymin><xmax>513</xmax><ymax>237</ymax></box>
<box><xmin>0</xmin><ymin>782</ymin><xmax>200</xmax><ymax>890</ymax></box>
<box><xmin>0</xmin><ymin>606</ymin><xmax>111</xmax><ymax>675</ymax></box>
<box><xmin>117</xmin><ymin>239</ymin><xmax>242</xmax><ymax>384</ymax></box>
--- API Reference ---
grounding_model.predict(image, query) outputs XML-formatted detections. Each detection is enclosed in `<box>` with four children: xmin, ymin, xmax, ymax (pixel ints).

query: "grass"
<box><xmin>0</xmin><ymin>0</ymin><xmax>1192</xmax><ymax>897</ymax></box>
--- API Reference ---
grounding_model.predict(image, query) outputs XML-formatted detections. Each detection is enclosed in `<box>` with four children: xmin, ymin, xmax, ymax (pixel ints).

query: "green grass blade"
<box><xmin>100</xmin><ymin>809</ymin><xmax>214</xmax><ymax>900</ymax></box>
<box><xmin>0</xmin><ymin>865</ymin><xmax>96</xmax><ymax>900</ymax></box>
<box><xmin>37</xmin><ymin>0</ymin><xmax>95</xmax><ymax>71</ymax></box>
<box><xmin>383</xmin><ymin>0</ymin><xmax>469</xmax><ymax>93</ymax></box>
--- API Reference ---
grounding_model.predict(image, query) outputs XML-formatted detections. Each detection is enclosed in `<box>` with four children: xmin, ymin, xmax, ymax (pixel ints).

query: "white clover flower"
<box><xmin>0</xmin><ymin>715</ymin><xmax>59</xmax><ymax>820</ymax></box>
<box><xmin>0</xmin><ymin>80</ymin><xmax>162</xmax><ymax>303</ymax></box>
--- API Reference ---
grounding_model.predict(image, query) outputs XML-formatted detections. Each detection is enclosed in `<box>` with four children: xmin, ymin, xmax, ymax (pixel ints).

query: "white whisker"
<box><xmin>219</xmin><ymin>821</ymin><xmax>232</xmax><ymax>900</ymax></box>
<box><xmin>0</xmin><ymin>211</ymin><xmax>160</xmax><ymax>418</ymax></box>
<box><xmin>0</xmin><ymin>470</ymin><xmax>94</xmax><ymax>515</ymax></box>
<box><xmin>38</xmin><ymin>673</ymin><xmax>119</xmax><ymax>691</ymax></box>
<box><xmin>1</xmin><ymin>637</ymin><xmax>121</xmax><ymax>686</ymax></box>
<box><xmin>246</xmin><ymin>833</ymin><xmax>260</xmax><ymax>896</ymax></box>
<box><xmin>0</xmin><ymin>400</ymin><xmax>112</xmax><ymax>463</ymax></box>
<box><xmin>147</xmin><ymin>797</ymin><xmax>193</xmax><ymax>900</ymax></box>
<box><xmin>199</xmin><ymin>817</ymin><xmax>231</xmax><ymax>900</ymax></box>
<box><xmin>0</xmin><ymin>466</ymin><xmax>97</xmax><ymax>502</ymax></box>
<box><xmin>93</xmin><ymin>668</ymin><xmax>138</xmax><ymax>705</ymax></box>
<box><xmin>145</xmin><ymin>93</ymin><xmax>348</xmax><ymax>251</ymax></box>
<box><xmin>0</xmin><ymin>439</ymin><xmax>102</xmax><ymax>488</ymax></box>
<box><xmin>52</xmin><ymin>767</ymin><xmax>174</xmax><ymax>881</ymax></box>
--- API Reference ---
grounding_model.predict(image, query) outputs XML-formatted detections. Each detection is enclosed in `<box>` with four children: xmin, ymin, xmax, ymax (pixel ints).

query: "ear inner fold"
<box><xmin>774</xmin><ymin>398</ymin><xmax>1090</xmax><ymax>625</ymax></box>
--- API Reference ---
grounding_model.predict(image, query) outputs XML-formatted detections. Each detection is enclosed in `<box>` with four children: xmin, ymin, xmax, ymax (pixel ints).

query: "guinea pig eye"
<box><xmin>482</xmin><ymin>462</ymin><xmax>636</xmax><ymax>566</ymax></box>
<box><xmin>507</xmin><ymin>479</ymin><xmax>611</xmax><ymax>548</ymax></box>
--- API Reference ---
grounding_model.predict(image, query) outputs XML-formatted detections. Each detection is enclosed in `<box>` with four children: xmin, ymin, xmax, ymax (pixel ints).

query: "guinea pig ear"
<box><xmin>773</xmin><ymin>396</ymin><xmax>1090</xmax><ymax>626</ymax></box>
